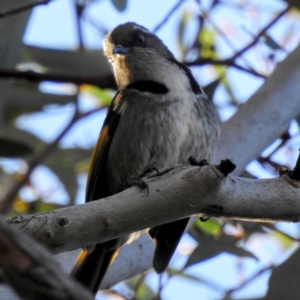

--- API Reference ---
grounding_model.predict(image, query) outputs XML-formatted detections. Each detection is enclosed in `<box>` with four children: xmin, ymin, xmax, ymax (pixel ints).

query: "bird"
<box><xmin>71</xmin><ymin>22</ymin><xmax>219</xmax><ymax>295</ymax></box>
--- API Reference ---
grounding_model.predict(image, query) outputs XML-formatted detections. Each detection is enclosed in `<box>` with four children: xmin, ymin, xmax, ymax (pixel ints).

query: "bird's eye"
<box><xmin>136</xmin><ymin>34</ymin><xmax>145</xmax><ymax>45</ymax></box>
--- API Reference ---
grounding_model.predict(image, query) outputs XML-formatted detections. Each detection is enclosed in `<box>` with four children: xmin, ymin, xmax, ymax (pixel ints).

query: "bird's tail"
<box><xmin>148</xmin><ymin>218</ymin><xmax>190</xmax><ymax>273</ymax></box>
<box><xmin>71</xmin><ymin>243</ymin><xmax>118</xmax><ymax>295</ymax></box>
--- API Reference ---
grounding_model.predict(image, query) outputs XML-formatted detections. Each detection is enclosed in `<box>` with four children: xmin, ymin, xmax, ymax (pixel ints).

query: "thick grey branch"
<box><xmin>10</xmin><ymin>164</ymin><xmax>300</xmax><ymax>255</ymax></box>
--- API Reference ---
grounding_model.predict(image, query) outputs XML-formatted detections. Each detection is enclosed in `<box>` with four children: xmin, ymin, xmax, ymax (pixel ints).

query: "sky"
<box><xmin>10</xmin><ymin>0</ymin><xmax>300</xmax><ymax>299</ymax></box>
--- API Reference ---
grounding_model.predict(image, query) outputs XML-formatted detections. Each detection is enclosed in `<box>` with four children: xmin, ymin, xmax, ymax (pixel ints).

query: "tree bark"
<box><xmin>9</xmin><ymin>164</ymin><xmax>300</xmax><ymax>255</ymax></box>
<box><xmin>0</xmin><ymin>216</ymin><xmax>93</xmax><ymax>300</ymax></box>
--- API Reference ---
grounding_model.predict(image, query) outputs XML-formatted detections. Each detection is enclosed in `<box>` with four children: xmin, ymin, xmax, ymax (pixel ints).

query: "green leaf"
<box><xmin>80</xmin><ymin>85</ymin><xmax>112</xmax><ymax>106</ymax></box>
<box><xmin>0</xmin><ymin>137</ymin><xmax>33</xmax><ymax>157</ymax></box>
<box><xmin>198</xmin><ymin>27</ymin><xmax>217</xmax><ymax>59</ymax></box>
<box><xmin>111</xmin><ymin>0</ymin><xmax>127</xmax><ymax>11</ymax></box>
<box><xmin>8</xmin><ymin>197</ymin><xmax>62</xmax><ymax>218</ymax></box>
<box><xmin>135</xmin><ymin>282</ymin><xmax>156</xmax><ymax>300</ymax></box>
<box><xmin>195</xmin><ymin>217</ymin><xmax>221</xmax><ymax>236</ymax></box>
<box><xmin>271</xmin><ymin>230</ymin><xmax>294</xmax><ymax>248</ymax></box>
<box><xmin>34</xmin><ymin>201</ymin><xmax>59</xmax><ymax>213</ymax></box>
<box><xmin>126</xmin><ymin>274</ymin><xmax>156</xmax><ymax>299</ymax></box>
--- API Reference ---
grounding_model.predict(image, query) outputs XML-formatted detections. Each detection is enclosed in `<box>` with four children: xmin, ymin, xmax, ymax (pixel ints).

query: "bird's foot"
<box><xmin>189</xmin><ymin>156</ymin><xmax>210</xmax><ymax>221</ymax></box>
<box><xmin>189</xmin><ymin>156</ymin><xmax>209</xmax><ymax>167</ymax></box>
<box><xmin>199</xmin><ymin>215</ymin><xmax>211</xmax><ymax>222</ymax></box>
<box><xmin>140</xmin><ymin>167</ymin><xmax>159</xmax><ymax>178</ymax></box>
<box><xmin>126</xmin><ymin>175</ymin><xmax>149</xmax><ymax>195</ymax></box>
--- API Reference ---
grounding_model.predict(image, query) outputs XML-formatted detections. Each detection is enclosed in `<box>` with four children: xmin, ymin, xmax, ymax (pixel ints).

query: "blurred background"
<box><xmin>0</xmin><ymin>0</ymin><xmax>300</xmax><ymax>299</ymax></box>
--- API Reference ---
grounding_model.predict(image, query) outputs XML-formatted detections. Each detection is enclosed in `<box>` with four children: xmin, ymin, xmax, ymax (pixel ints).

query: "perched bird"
<box><xmin>71</xmin><ymin>22</ymin><xmax>219</xmax><ymax>294</ymax></box>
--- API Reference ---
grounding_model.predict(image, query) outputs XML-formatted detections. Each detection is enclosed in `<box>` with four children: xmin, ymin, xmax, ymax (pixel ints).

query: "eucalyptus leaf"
<box><xmin>185</xmin><ymin>236</ymin><xmax>257</xmax><ymax>268</ymax></box>
<box><xmin>186</xmin><ymin>227</ymin><xmax>257</xmax><ymax>268</ymax></box>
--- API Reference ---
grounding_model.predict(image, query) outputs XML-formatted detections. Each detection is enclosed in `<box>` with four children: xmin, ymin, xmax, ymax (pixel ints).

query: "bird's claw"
<box><xmin>189</xmin><ymin>156</ymin><xmax>209</xmax><ymax>167</ymax></box>
<box><xmin>126</xmin><ymin>175</ymin><xmax>149</xmax><ymax>195</ymax></box>
<box><xmin>140</xmin><ymin>167</ymin><xmax>159</xmax><ymax>178</ymax></box>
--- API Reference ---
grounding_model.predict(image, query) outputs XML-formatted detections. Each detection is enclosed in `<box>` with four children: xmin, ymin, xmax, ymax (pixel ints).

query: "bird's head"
<box><xmin>103</xmin><ymin>22</ymin><xmax>176</xmax><ymax>89</ymax></box>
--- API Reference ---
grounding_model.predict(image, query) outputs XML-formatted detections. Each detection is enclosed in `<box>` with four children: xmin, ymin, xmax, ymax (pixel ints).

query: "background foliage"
<box><xmin>0</xmin><ymin>0</ymin><xmax>300</xmax><ymax>299</ymax></box>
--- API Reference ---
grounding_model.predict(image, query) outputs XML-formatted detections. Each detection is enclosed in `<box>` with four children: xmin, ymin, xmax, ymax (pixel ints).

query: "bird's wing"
<box><xmin>86</xmin><ymin>92</ymin><xmax>123</xmax><ymax>202</ymax></box>
<box><xmin>71</xmin><ymin>92</ymin><xmax>124</xmax><ymax>294</ymax></box>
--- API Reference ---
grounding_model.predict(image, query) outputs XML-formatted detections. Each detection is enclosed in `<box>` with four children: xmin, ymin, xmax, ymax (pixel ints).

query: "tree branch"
<box><xmin>0</xmin><ymin>68</ymin><xmax>116</xmax><ymax>89</ymax></box>
<box><xmin>153</xmin><ymin>0</ymin><xmax>185</xmax><ymax>33</ymax></box>
<box><xmin>0</xmin><ymin>215</ymin><xmax>93</xmax><ymax>300</ymax></box>
<box><xmin>75</xmin><ymin>2</ymin><xmax>85</xmax><ymax>51</ymax></box>
<box><xmin>0</xmin><ymin>106</ymin><xmax>105</xmax><ymax>213</ymax></box>
<box><xmin>9</xmin><ymin>163</ymin><xmax>300</xmax><ymax>255</ymax></box>
<box><xmin>230</xmin><ymin>7</ymin><xmax>289</xmax><ymax>60</ymax></box>
<box><xmin>186</xmin><ymin>7</ymin><xmax>290</xmax><ymax>78</ymax></box>
<box><xmin>186</xmin><ymin>58</ymin><xmax>266</xmax><ymax>78</ymax></box>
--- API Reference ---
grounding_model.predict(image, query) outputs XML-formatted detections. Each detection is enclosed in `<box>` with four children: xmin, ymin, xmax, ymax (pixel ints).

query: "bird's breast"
<box><xmin>106</xmin><ymin>89</ymin><xmax>218</xmax><ymax>194</ymax></box>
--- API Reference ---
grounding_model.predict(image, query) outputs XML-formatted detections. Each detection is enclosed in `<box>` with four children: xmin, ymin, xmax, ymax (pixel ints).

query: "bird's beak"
<box><xmin>112</xmin><ymin>45</ymin><xmax>129</xmax><ymax>55</ymax></box>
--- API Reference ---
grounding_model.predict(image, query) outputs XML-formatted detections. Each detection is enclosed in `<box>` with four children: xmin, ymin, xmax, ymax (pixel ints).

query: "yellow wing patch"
<box><xmin>90</xmin><ymin>125</ymin><xmax>110</xmax><ymax>168</ymax></box>
<box><xmin>70</xmin><ymin>250</ymin><xmax>89</xmax><ymax>275</ymax></box>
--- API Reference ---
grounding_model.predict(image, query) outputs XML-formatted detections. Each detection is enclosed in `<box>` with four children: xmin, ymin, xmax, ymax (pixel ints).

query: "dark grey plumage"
<box><xmin>71</xmin><ymin>22</ymin><xmax>219</xmax><ymax>293</ymax></box>
<box><xmin>103</xmin><ymin>23</ymin><xmax>218</xmax><ymax>185</ymax></box>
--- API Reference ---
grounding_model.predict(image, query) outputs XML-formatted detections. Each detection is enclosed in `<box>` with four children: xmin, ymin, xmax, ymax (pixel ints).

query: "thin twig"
<box><xmin>153</xmin><ymin>0</ymin><xmax>186</xmax><ymax>33</ymax></box>
<box><xmin>200</xmin><ymin>7</ymin><xmax>239</xmax><ymax>56</ymax></box>
<box><xmin>186</xmin><ymin>58</ymin><xmax>266</xmax><ymax>78</ymax></box>
<box><xmin>258</xmin><ymin>156</ymin><xmax>288</xmax><ymax>173</ymax></box>
<box><xmin>0</xmin><ymin>105</ymin><xmax>106</xmax><ymax>213</ymax></box>
<box><xmin>0</xmin><ymin>0</ymin><xmax>51</xmax><ymax>18</ymax></box>
<box><xmin>230</xmin><ymin>7</ymin><xmax>289</xmax><ymax>61</ymax></box>
<box><xmin>84</xmin><ymin>15</ymin><xmax>109</xmax><ymax>36</ymax></box>
<box><xmin>262</xmin><ymin>131</ymin><xmax>291</xmax><ymax>161</ymax></box>
<box><xmin>224</xmin><ymin>264</ymin><xmax>275</xmax><ymax>297</ymax></box>
<box><xmin>198</xmin><ymin>1</ymin><xmax>259</xmax><ymax>73</ymax></box>
<box><xmin>75</xmin><ymin>2</ymin><xmax>85</xmax><ymax>51</ymax></box>
<box><xmin>0</xmin><ymin>68</ymin><xmax>116</xmax><ymax>89</ymax></box>
<box><xmin>157</xmin><ymin>274</ymin><xmax>164</xmax><ymax>300</ymax></box>
<box><xmin>187</xmin><ymin>6</ymin><xmax>289</xmax><ymax>79</ymax></box>
<box><xmin>228</xmin><ymin>62</ymin><xmax>266</xmax><ymax>78</ymax></box>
